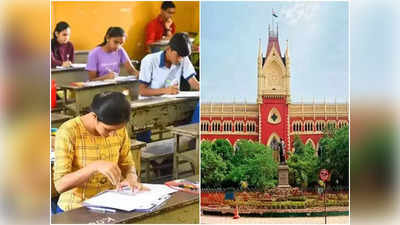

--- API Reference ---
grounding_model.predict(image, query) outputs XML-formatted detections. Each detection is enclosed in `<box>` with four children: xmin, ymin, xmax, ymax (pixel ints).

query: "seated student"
<box><xmin>86</xmin><ymin>27</ymin><xmax>139</xmax><ymax>81</ymax></box>
<box><xmin>53</xmin><ymin>92</ymin><xmax>147</xmax><ymax>212</ymax></box>
<box><xmin>51</xmin><ymin>21</ymin><xmax>74</xmax><ymax>68</ymax></box>
<box><xmin>139</xmin><ymin>32</ymin><xmax>200</xmax><ymax>97</ymax></box>
<box><xmin>145</xmin><ymin>1</ymin><xmax>176</xmax><ymax>52</ymax></box>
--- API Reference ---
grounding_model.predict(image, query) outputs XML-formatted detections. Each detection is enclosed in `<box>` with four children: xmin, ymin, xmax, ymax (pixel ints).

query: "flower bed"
<box><xmin>201</xmin><ymin>190</ymin><xmax>349</xmax><ymax>216</ymax></box>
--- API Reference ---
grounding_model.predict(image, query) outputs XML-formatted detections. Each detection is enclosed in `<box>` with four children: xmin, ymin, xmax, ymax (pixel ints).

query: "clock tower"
<box><xmin>257</xmin><ymin>23</ymin><xmax>291</xmax><ymax>153</ymax></box>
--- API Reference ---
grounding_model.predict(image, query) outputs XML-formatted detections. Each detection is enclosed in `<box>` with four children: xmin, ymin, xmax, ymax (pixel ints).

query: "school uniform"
<box><xmin>139</xmin><ymin>51</ymin><xmax>196</xmax><ymax>91</ymax></box>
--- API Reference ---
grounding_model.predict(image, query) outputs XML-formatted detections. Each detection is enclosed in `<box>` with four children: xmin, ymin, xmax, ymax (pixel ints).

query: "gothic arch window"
<box><xmin>201</xmin><ymin>121</ymin><xmax>210</xmax><ymax>131</ymax></box>
<box><xmin>267</xmin><ymin>133</ymin><xmax>281</xmax><ymax>147</ymax></box>
<box><xmin>223</xmin><ymin>121</ymin><xmax>232</xmax><ymax>132</ymax></box>
<box><xmin>292</xmin><ymin>121</ymin><xmax>302</xmax><ymax>132</ymax></box>
<box><xmin>211</xmin><ymin>121</ymin><xmax>221</xmax><ymax>132</ymax></box>
<box><xmin>245</xmin><ymin>121</ymin><xmax>256</xmax><ymax>132</ymax></box>
<box><xmin>327</xmin><ymin>121</ymin><xmax>337</xmax><ymax>129</ymax></box>
<box><xmin>304</xmin><ymin>121</ymin><xmax>314</xmax><ymax>132</ymax></box>
<box><xmin>338</xmin><ymin>120</ymin><xmax>348</xmax><ymax>128</ymax></box>
<box><xmin>234</xmin><ymin>121</ymin><xmax>244</xmax><ymax>132</ymax></box>
<box><xmin>268</xmin><ymin>107</ymin><xmax>282</xmax><ymax>124</ymax></box>
<box><xmin>265</xmin><ymin>60</ymin><xmax>285</xmax><ymax>90</ymax></box>
<box><xmin>305</xmin><ymin>138</ymin><xmax>316</xmax><ymax>150</ymax></box>
<box><xmin>316</xmin><ymin>120</ymin><xmax>326</xmax><ymax>131</ymax></box>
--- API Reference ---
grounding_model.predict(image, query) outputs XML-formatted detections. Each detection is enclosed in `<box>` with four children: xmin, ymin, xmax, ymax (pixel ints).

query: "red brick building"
<box><xmin>201</xmin><ymin>24</ymin><xmax>348</xmax><ymax>156</ymax></box>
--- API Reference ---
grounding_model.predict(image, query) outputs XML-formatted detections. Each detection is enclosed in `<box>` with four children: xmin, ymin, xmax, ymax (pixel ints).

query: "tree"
<box><xmin>293</xmin><ymin>135</ymin><xmax>305</xmax><ymax>155</ymax></box>
<box><xmin>227</xmin><ymin>140</ymin><xmax>277</xmax><ymax>189</ymax></box>
<box><xmin>201</xmin><ymin>141</ymin><xmax>227</xmax><ymax>187</ymax></box>
<box><xmin>287</xmin><ymin>136</ymin><xmax>320</xmax><ymax>188</ymax></box>
<box><xmin>319</xmin><ymin>126</ymin><xmax>349</xmax><ymax>186</ymax></box>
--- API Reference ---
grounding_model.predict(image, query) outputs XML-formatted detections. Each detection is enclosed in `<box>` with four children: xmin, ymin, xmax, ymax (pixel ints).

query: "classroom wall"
<box><xmin>51</xmin><ymin>1</ymin><xmax>199</xmax><ymax>60</ymax></box>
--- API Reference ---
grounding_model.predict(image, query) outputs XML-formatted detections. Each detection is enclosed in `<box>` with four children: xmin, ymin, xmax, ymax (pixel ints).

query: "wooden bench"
<box><xmin>141</xmin><ymin>137</ymin><xmax>196</xmax><ymax>183</ymax></box>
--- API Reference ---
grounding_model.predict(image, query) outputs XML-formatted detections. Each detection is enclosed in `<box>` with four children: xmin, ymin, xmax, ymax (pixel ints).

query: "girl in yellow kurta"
<box><xmin>53</xmin><ymin>92</ymin><xmax>146</xmax><ymax>212</ymax></box>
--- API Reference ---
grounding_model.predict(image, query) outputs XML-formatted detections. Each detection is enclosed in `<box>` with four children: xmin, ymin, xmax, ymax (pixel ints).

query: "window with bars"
<box><xmin>304</xmin><ymin>121</ymin><xmax>314</xmax><ymax>131</ymax></box>
<box><xmin>292</xmin><ymin>121</ymin><xmax>302</xmax><ymax>132</ymax></box>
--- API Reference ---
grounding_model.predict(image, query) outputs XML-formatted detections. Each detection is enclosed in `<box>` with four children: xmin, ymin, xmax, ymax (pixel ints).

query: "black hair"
<box><xmin>51</xmin><ymin>21</ymin><xmax>70</xmax><ymax>57</ymax></box>
<box><xmin>169</xmin><ymin>33</ymin><xmax>191</xmax><ymax>57</ymax></box>
<box><xmin>98</xmin><ymin>27</ymin><xmax>125</xmax><ymax>47</ymax></box>
<box><xmin>90</xmin><ymin>92</ymin><xmax>131</xmax><ymax>125</ymax></box>
<box><xmin>161</xmin><ymin>1</ymin><xmax>175</xmax><ymax>10</ymax></box>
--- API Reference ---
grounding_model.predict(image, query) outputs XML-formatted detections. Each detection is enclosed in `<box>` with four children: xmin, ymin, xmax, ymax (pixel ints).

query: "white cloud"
<box><xmin>280</xmin><ymin>2</ymin><xmax>321</xmax><ymax>26</ymax></box>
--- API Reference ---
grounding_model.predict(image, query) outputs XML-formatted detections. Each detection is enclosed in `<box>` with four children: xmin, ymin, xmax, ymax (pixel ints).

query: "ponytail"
<box><xmin>98</xmin><ymin>27</ymin><xmax>126</xmax><ymax>47</ymax></box>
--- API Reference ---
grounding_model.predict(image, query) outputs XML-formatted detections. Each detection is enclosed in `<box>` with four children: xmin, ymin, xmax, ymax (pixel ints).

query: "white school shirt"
<box><xmin>138</xmin><ymin>51</ymin><xmax>196</xmax><ymax>91</ymax></box>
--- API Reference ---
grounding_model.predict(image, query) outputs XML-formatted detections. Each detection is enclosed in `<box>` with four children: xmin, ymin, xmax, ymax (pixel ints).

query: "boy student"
<box><xmin>145</xmin><ymin>1</ymin><xmax>176</xmax><ymax>52</ymax></box>
<box><xmin>86</xmin><ymin>27</ymin><xmax>139</xmax><ymax>81</ymax></box>
<box><xmin>138</xmin><ymin>32</ymin><xmax>199</xmax><ymax>97</ymax></box>
<box><xmin>53</xmin><ymin>92</ymin><xmax>147</xmax><ymax>212</ymax></box>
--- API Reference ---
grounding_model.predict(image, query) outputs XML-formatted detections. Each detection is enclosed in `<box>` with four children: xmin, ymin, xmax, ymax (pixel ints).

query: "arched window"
<box><xmin>316</xmin><ymin>121</ymin><xmax>326</xmax><ymax>131</ymax></box>
<box><xmin>304</xmin><ymin>121</ymin><xmax>314</xmax><ymax>131</ymax></box>
<box><xmin>211</xmin><ymin>121</ymin><xmax>221</xmax><ymax>132</ymax></box>
<box><xmin>327</xmin><ymin>121</ymin><xmax>336</xmax><ymax>129</ymax></box>
<box><xmin>223</xmin><ymin>121</ymin><xmax>232</xmax><ymax>132</ymax></box>
<box><xmin>292</xmin><ymin>121</ymin><xmax>302</xmax><ymax>132</ymax></box>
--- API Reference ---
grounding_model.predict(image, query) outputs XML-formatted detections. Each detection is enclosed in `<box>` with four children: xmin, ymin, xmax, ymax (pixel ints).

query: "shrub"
<box><xmin>288</xmin><ymin>196</ymin><xmax>306</xmax><ymax>201</ymax></box>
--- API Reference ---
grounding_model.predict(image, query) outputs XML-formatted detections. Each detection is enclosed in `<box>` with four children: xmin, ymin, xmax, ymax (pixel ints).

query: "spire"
<box><xmin>266</xmin><ymin>23</ymin><xmax>282</xmax><ymax>58</ymax></box>
<box><xmin>258</xmin><ymin>38</ymin><xmax>262</xmax><ymax>62</ymax></box>
<box><xmin>257</xmin><ymin>38</ymin><xmax>263</xmax><ymax>104</ymax></box>
<box><xmin>277</xmin><ymin>23</ymin><xmax>279</xmax><ymax>38</ymax></box>
<box><xmin>285</xmin><ymin>39</ymin><xmax>290</xmax><ymax>58</ymax></box>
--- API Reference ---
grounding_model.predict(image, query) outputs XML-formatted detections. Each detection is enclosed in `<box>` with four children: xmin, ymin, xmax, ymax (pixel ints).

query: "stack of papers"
<box><xmin>83</xmin><ymin>184</ymin><xmax>177</xmax><ymax>212</ymax></box>
<box><xmin>82</xmin><ymin>80</ymin><xmax>116</xmax><ymax>87</ymax></box>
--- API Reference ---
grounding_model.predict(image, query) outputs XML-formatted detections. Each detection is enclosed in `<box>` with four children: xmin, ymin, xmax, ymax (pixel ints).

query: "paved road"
<box><xmin>201</xmin><ymin>215</ymin><xmax>349</xmax><ymax>224</ymax></box>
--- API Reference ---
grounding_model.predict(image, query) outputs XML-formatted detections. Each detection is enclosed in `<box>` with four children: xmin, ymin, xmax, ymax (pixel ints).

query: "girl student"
<box><xmin>86</xmin><ymin>27</ymin><xmax>139</xmax><ymax>81</ymax></box>
<box><xmin>53</xmin><ymin>92</ymin><xmax>148</xmax><ymax>212</ymax></box>
<box><xmin>51</xmin><ymin>21</ymin><xmax>74</xmax><ymax>68</ymax></box>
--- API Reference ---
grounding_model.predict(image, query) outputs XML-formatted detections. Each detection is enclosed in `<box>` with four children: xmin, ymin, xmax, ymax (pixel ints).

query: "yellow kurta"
<box><xmin>53</xmin><ymin>117</ymin><xmax>133</xmax><ymax>211</ymax></box>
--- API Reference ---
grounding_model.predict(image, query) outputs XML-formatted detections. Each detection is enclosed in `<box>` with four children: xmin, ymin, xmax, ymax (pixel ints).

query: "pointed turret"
<box><xmin>257</xmin><ymin>39</ymin><xmax>263</xmax><ymax>103</ymax></box>
<box><xmin>285</xmin><ymin>40</ymin><xmax>291</xmax><ymax>102</ymax></box>
<box><xmin>266</xmin><ymin>23</ymin><xmax>282</xmax><ymax>59</ymax></box>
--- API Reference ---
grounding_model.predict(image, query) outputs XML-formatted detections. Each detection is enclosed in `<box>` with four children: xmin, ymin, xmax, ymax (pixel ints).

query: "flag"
<box><xmin>272</xmin><ymin>10</ymin><xmax>278</xmax><ymax>18</ymax></box>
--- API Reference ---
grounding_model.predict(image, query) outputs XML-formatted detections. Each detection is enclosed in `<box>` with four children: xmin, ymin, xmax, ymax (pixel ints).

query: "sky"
<box><xmin>200</xmin><ymin>1</ymin><xmax>349</xmax><ymax>103</ymax></box>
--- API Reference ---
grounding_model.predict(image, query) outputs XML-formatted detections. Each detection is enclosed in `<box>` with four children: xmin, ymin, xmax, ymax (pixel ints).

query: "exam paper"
<box><xmin>83</xmin><ymin>184</ymin><xmax>177</xmax><ymax>211</ymax></box>
<box><xmin>56</xmin><ymin>63</ymin><xmax>86</xmax><ymax>69</ymax></box>
<box><xmin>161</xmin><ymin>91</ymin><xmax>199</xmax><ymax>98</ymax></box>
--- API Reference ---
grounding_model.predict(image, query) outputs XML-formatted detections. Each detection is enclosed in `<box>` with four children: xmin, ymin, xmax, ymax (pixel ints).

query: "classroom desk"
<box><xmin>51</xmin><ymin>60</ymin><xmax>139</xmax><ymax>87</ymax></box>
<box><xmin>129</xmin><ymin>96</ymin><xmax>198</xmax><ymax>139</ymax></box>
<box><xmin>51</xmin><ymin>113</ymin><xmax>73</xmax><ymax>128</ymax></box>
<box><xmin>51</xmin><ymin>66</ymin><xmax>88</xmax><ymax>87</ymax></box>
<box><xmin>60</xmin><ymin>79</ymin><xmax>139</xmax><ymax>115</ymax></box>
<box><xmin>169</xmin><ymin>123</ymin><xmax>199</xmax><ymax>179</ymax></box>
<box><xmin>51</xmin><ymin>175</ymin><xmax>199</xmax><ymax>224</ymax></box>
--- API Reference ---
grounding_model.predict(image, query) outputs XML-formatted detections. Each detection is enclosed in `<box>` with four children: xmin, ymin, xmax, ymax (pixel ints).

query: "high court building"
<box><xmin>200</xmin><ymin>24</ymin><xmax>349</xmax><ymax>155</ymax></box>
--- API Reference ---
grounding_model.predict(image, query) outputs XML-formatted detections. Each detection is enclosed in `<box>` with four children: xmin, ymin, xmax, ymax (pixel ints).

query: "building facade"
<box><xmin>201</xmin><ymin>24</ymin><xmax>349</xmax><ymax>155</ymax></box>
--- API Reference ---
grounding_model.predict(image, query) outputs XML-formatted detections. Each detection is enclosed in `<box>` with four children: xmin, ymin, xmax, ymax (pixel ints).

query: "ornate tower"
<box><xmin>257</xmin><ymin>23</ymin><xmax>291</xmax><ymax>153</ymax></box>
